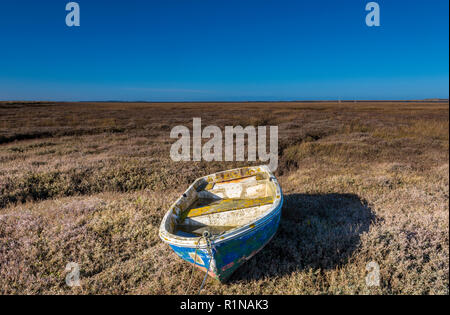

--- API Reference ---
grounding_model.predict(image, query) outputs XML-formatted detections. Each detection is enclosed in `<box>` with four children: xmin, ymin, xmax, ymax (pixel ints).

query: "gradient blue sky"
<box><xmin>0</xmin><ymin>0</ymin><xmax>448</xmax><ymax>101</ymax></box>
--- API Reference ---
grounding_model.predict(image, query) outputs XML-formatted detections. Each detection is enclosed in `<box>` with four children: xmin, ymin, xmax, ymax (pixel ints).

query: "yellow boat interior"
<box><xmin>168</xmin><ymin>167</ymin><xmax>278</xmax><ymax>238</ymax></box>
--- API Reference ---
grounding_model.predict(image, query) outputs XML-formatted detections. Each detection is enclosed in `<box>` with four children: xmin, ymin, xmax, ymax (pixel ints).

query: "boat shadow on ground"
<box><xmin>228</xmin><ymin>193</ymin><xmax>376</xmax><ymax>283</ymax></box>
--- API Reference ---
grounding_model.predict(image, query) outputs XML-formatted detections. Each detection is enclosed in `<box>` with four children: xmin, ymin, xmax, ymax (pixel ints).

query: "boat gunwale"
<box><xmin>159</xmin><ymin>165</ymin><xmax>282</xmax><ymax>249</ymax></box>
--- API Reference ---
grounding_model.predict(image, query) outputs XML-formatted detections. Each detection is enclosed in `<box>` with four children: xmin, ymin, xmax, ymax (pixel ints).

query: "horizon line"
<box><xmin>1</xmin><ymin>98</ymin><xmax>449</xmax><ymax>104</ymax></box>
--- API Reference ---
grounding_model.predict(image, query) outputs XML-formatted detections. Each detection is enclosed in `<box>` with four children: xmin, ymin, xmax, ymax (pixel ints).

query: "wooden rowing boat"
<box><xmin>159</xmin><ymin>165</ymin><xmax>283</xmax><ymax>282</ymax></box>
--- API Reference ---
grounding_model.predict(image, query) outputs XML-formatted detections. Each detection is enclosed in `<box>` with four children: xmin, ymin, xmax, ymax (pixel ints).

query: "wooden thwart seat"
<box><xmin>182</xmin><ymin>196</ymin><xmax>274</xmax><ymax>219</ymax></box>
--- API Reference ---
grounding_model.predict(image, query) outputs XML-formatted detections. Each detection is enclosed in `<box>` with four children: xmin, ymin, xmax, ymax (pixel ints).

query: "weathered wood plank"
<box><xmin>184</xmin><ymin>196</ymin><xmax>274</xmax><ymax>219</ymax></box>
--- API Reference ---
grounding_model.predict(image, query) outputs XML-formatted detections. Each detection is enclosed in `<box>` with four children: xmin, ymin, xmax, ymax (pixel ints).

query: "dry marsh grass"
<box><xmin>0</xmin><ymin>101</ymin><xmax>448</xmax><ymax>295</ymax></box>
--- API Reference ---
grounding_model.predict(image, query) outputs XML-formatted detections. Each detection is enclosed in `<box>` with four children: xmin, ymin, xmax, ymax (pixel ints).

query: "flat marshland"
<box><xmin>0</xmin><ymin>101</ymin><xmax>448</xmax><ymax>294</ymax></box>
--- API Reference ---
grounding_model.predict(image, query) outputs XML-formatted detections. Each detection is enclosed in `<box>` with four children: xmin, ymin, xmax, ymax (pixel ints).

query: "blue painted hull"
<box><xmin>169</xmin><ymin>198</ymin><xmax>283</xmax><ymax>282</ymax></box>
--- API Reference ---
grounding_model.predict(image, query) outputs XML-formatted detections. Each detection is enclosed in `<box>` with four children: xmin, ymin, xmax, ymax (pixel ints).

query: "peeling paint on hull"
<box><xmin>169</xmin><ymin>199</ymin><xmax>282</xmax><ymax>282</ymax></box>
<box><xmin>160</xmin><ymin>165</ymin><xmax>283</xmax><ymax>282</ymax></box>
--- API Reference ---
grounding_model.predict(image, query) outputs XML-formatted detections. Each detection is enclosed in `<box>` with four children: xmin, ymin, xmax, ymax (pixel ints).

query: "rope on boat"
<box><xmin>185</xmin><ymin>231</ymin><xmax>213</xmax><ymax>295</ymax></box>
<box><xmin>198</xmin><ymin>233</ymin><xmax>213</xmax><ymax>295</ymax></box>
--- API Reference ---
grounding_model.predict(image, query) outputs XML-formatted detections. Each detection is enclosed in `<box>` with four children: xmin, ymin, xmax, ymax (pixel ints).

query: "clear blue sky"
<box><xmin>0</xmin><ymin>0</ymin><xmax>448</xmax><ymax>101</ymax></box>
